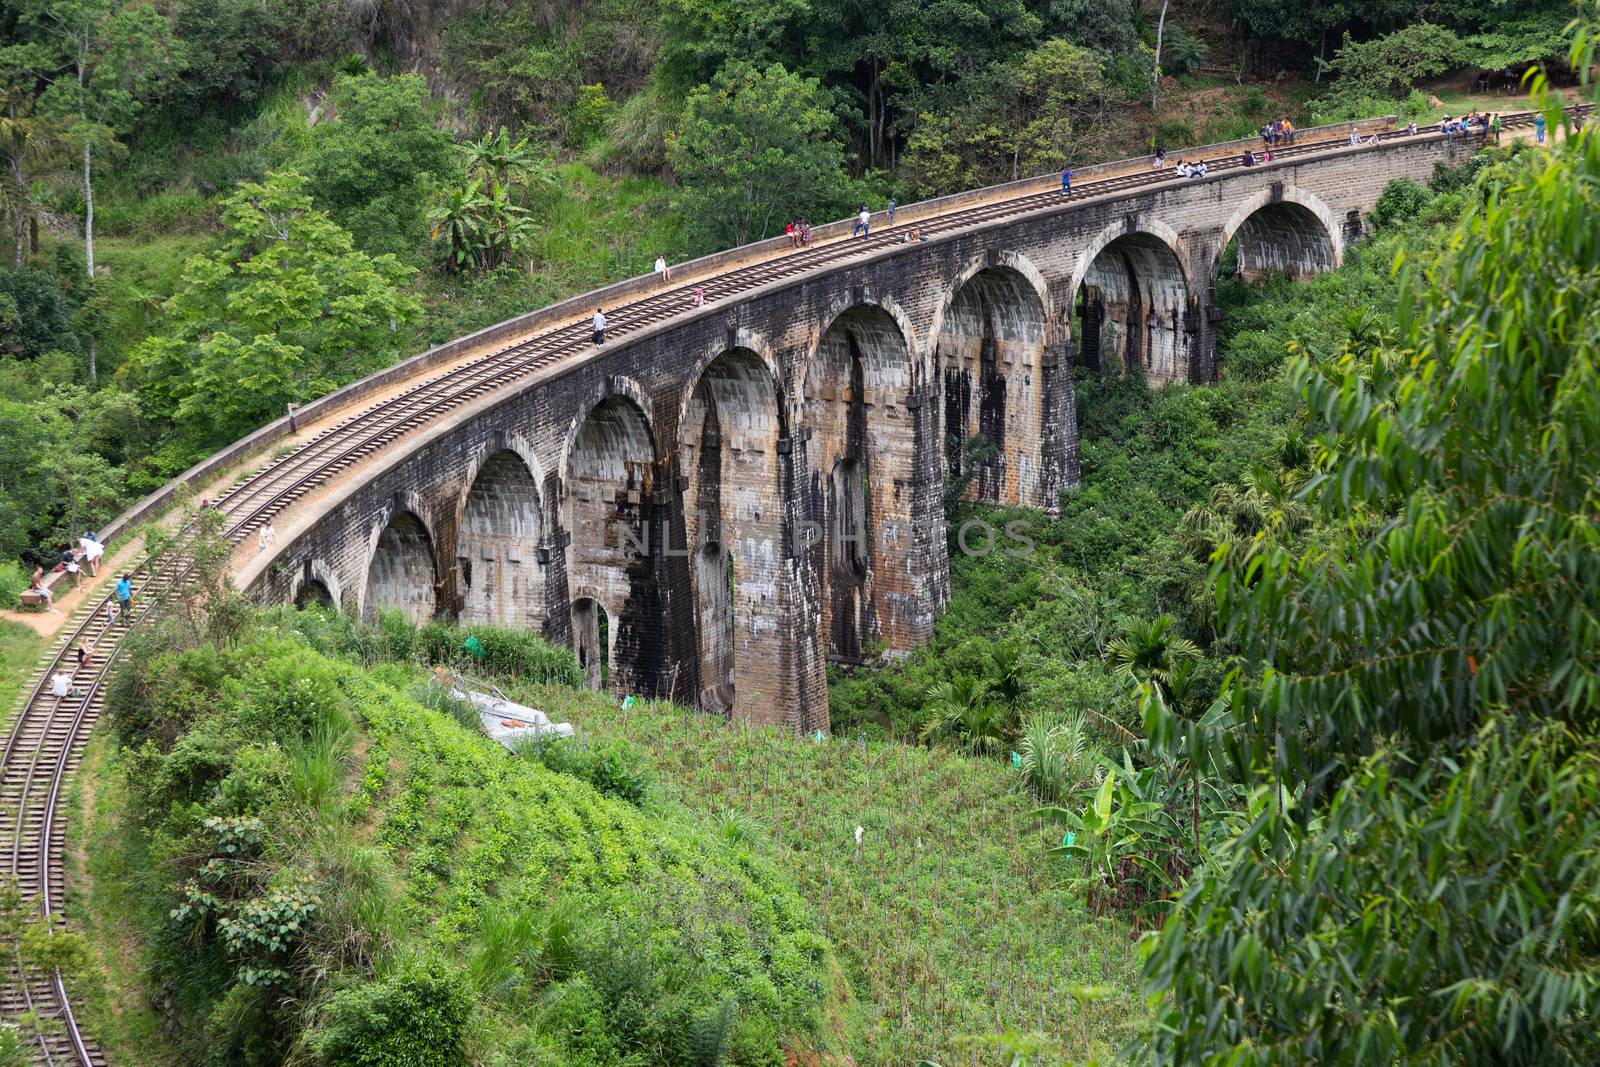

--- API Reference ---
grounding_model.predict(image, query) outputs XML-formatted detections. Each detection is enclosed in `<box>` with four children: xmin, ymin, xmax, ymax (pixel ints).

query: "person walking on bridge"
<box><xmin>887</xmin><ymin>196</ymin><xmax>896</xmax><ymax>224</ymax></box>
<box><xmin>1060</xmin><ymin>167</ymin><xmax>1072</xmax><ymax>196</ymax></box>
<box><xmin>593</xmin><ymin>308</ymin><xmax>606</xmax><ymax>346</ymax></box>
<box><xmin>115</xmin><ymin>574</ymin><xmax>133</xmax><ymax>623</ymax></box>
<box><xmin>1535</xmin><ymin>113</ymin><xmax>1547</xmax><ymax>145</ymax></box>
<box><xmin>258</xmin><ymin>518</ymin><xmax>276</xmax><ymax>555</ymax></box>
<box><xmin>853</xmin><ymin>204</ymin><xmax>871</xmax><ymax>239</ymax></box>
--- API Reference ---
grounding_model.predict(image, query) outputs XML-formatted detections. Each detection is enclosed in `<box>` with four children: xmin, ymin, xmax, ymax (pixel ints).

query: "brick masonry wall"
<box><xmin>250</xmin><ymin>132</ymin><xmax>1473</xmax><ymax>732</ymax></box>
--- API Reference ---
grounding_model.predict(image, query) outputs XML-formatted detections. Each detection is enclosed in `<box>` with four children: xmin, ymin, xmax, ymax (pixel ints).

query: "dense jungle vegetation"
<box><xmin>2</xmin><ymin>0</ymin><xmax>1599</xmax><ymax>1064</ymax></box>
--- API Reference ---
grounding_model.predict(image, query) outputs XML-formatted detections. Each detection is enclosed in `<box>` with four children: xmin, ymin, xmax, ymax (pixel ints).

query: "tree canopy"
<box><xmin>668</xmin><ymin>61</ymin><xmax>851</xmax><ymax>245</ymax></box>
<box><xmin>123</xmin><ymin>171</ymin><xmax>419</xmax><ymax>454</ymax></box>
<box><xmin>1137</xmin><ymin>83</ymin><xmax>1600</xmax><ymax>1064</ymax></box>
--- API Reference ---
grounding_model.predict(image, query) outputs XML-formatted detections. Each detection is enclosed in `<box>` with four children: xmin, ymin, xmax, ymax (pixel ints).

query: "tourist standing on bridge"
<box><xmin>1536</xmin><ymin>113</ymin><xmax>1547</xmax><ymax>144</ymax></box>
<box><xmin>1060</xmin><ymin>167</ymin><xmax>1072</xmax><ymax>195</ymax></box>
<box><xmin>887</xmin><ymin>196</ymin><xmax>896</xmax><ymax>223</ymax></box>
<box><xmin>655</xmin><ymin>254</ymin><xmax>671</xmax><ymax>282</ymax></box>
<box><xmin>1491</xmin><ymin>113</ymin><xmax>1502</xmax><ymax>142</ymax></box>
<box><xmin>1153</xmin><ymin>145</ymin><xmax>1166</xmax><ymax>168</ymax></box>
<box><xmin>593</xmin><ymin>308</ymin><xmax>607</xmax><ymax>346</ymax></box>
<box><xmin>258</xmin><ymin>518</ymin><xmax>276</xmax><ymax>554</ymax></box>
<box><xmin>80</xmin><ymin>530</ymin><xmax>103</xmax><ymax>575</ymax></box>
<box><xmin>853</xmin><ymin>204</ymin><xmax>871</xmax><ymax>239</ymax></box>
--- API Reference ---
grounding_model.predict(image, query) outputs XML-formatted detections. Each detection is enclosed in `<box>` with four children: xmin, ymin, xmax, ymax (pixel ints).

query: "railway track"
<box><xmin>0</xmin><ymin>104</ymin><xmax>1583</xmax><ymax>1064</ymax></box>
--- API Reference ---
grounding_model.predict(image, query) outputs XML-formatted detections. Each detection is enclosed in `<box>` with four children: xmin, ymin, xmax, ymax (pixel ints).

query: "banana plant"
<box><xmin>1033</xmin><ymin>753</ymin><xmax>1181</xmax><ymax>912</ymax></box>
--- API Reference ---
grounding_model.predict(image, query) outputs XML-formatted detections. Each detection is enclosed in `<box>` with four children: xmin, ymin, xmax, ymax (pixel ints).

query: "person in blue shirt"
<box><xmin>1535</xmin><ymin>113</ymin><xmax>1547</xmax><ymax>144</ymax></box>
<box><xmin>114</xmin><ymin>575</ymin><xmax>133</xmax><ymax>623</ymax></box>
<box><xmin>1060</xmin><ymin>167</ymin><xmax>1072</xmax><ymax>196</ymax></box>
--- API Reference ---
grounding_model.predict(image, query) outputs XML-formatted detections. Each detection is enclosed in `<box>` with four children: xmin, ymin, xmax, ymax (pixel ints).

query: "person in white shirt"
<box><xmin>654</xmin><ymin>254</ymin><xmax>671</xmax><ymax>282</ymax></box>
<box><xmin>592</xmin><ymin>308</ymin><xmax>606</xmax><ymax>346</ymax></box>
<box><xmin>50</xmin><ymin>671</ymin><xmax>78</xmax><ymax>700</ymax></box>
<box><xmin>79</xmin><ymin>531</ymin><xmax>103</xmax><ymax>576</ymax></box>
<box><xmin>258</xmin><ymin>518</ymin><xmax>276</xmax><ymax>554</ymax></box>
<box><xmin>854</xmin><ymin>205</ymin><xmax>871</xmax><ymax>240</ymax></box>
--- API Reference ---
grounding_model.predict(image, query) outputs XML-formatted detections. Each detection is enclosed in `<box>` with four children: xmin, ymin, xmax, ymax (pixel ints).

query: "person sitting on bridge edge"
<box><xmin>1242</xmin><ymin>149</ymin><xmax>1256</xmax><ymax>167</ymax></box>
<box><xmin>853</xmin><ymin>204</ymin><xmax>871</xmax><ymax>239</ymax></box>
<box><xmin>655</xmin><ymin>254</ymin><xmax>671</xmax><ymax>282</ymax></box>
<box><xmin>28</xmin><ymin>568</ymin><xmax>56</xmax><ymax>613</ymax></box>
<box><xmin>1059</xmin><ymin>167</ymin><xmax>1072</xmax><ymax>195</ymax></box>
<box><xmin>592</xmin><ymin>308</ymin><xmax>606</xmax><ymax>346</ymax></box>
<box><xmin>258</xmin><ymin>518</ymin><xmax>276</xmax><ymax>554</ymax></box>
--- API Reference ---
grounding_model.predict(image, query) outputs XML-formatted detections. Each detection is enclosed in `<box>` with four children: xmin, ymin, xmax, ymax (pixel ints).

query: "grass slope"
<box><xmin>79</xmin><ymin>626</ymin><xmax>838</xmax><ymax>1065</ymax></box>
<box><xmin>522</xmin><ymin>686</ymin><xmax>1141</xmax><ymax>1065</ymax></box>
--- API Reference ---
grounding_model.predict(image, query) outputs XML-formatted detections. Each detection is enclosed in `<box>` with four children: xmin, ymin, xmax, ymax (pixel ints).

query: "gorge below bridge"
<box><xmin>236</xmin><ymin>117</ymin><xmax>1483</xmax><ymax>733</ymax></box>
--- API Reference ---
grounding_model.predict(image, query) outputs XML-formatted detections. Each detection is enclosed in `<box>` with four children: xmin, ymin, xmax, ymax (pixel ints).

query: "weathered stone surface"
<box><xmin>258</xmin><ymin>135</ymin><xmax>1469</xmax><ymax>732</ymax></box>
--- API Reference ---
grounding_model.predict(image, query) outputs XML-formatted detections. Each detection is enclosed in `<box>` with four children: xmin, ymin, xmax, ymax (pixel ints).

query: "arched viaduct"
<box><xmin>240</xmin><ymin>125</ymin><xmax>1467</xmax><ymax>732</ymax></box>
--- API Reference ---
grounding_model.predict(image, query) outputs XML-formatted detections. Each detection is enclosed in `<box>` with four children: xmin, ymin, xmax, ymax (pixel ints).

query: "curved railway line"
<box><xmin>0</xmin><ymin>104</ymin><xmax>1582</xmax><ymax>1063</ymax></box>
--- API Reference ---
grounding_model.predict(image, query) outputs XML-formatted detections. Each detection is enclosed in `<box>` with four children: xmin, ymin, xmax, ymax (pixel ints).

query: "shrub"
<box><xmin>517</xmin><ymin>735</ymin><xmax>654</xmax><ymax>806</ymax></box>
<box><xmin>1019</xmin><ymin>712</ymin><xmax>1095</xmax><ymax>804</ymax></box>
<box><xmin>0</xmin><ymin>562</ymin><xmax>25</xmax><ymax>607</ymax></box>
<box><xmin>1372</xmin><ymin>178</ymin><xmax>1433</xmax><ymax>229</ymax></box>
<box><xmin>417</xmin><ymin>621</ymin><xmax>584</xmax><ymax>685</ymax></box>
<box><xmin>307</xmin><ymin>963</ymin><xmax>471</xmax><ymax>1066</ymax></box>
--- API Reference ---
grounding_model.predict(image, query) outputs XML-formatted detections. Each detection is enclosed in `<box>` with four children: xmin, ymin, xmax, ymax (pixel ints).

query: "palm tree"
<box><xmin>1105</xmin><ymin>615</ymin><xmax>1200</xmax><ymax>696</ymax></box>
<box><xmin>920</xmin><ymin>674</ymin><xmax>1011</xmax><ymax>756</ymax></box>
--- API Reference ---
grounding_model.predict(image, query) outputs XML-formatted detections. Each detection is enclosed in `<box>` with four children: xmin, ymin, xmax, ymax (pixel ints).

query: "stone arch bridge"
<box><xmin>226</xmin><ymin>119</ymin><xmax>1476</xmax><ymax>732</ymax></box>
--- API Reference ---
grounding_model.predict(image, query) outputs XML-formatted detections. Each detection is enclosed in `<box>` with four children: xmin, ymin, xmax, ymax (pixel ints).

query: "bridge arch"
<box><xmin>680</xmin><ymin>345</ymin><xmax>786</xmax><ymax>721</ymax></box>
<box><xmin>362</xmin><ymin>497</ymin><xmax>440</xmax><ymax>623</ymax></box>
<box><xmin>1218</xmin><ymin>186</ymin><xmax>1343</xmax><ymax>281</ymax></box>
<box><xmin>454</xmin><ymin>442</ymin><xmax>545</xmax><ymax>631</ymax></box>
<box><xmin>803</xmin><ymin>302</ymin><xmax>921</xmax><ymax>661</ymax></box>
<box><xmin>291</xmin><ymin>558</ymin><xmax>342</xmax><ymax>611</ymax></box>
<box><xmin>562</xmin><ymin>392</ymin><xmax>661</xmax><ymax>698</ymax></box>
<box><xmin>933</xmin><ymin>255</ymin><xmax>1052</xmax><ymax>506</ymax></box>
<box><xmin>1070</xmin><ymin>220</ymin><xmax>1194</xmax><ymax>384</ymax></box>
